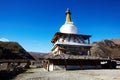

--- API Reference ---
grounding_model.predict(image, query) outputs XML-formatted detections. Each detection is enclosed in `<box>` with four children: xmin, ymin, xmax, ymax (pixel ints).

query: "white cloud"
<box><xmin>0</xmin><ymin>38</ymin><xmax>9</xmax><ymax>42</ymax></box>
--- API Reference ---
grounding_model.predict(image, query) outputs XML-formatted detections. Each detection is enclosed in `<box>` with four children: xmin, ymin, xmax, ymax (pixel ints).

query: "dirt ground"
<box><xmin>13</xmin><ymin>68</ymin><xmax>120</xmax><ymax>80</ymax></box>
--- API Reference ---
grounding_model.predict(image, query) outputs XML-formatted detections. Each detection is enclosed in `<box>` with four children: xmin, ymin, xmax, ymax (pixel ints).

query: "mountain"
<box><xmin>0</xmin><ymin>41</ymin><xmax>34</xmax><ymax>60</ymax></box>
<box><xmin>1</xmin><ymin>39</ymin><xmax>119</xmax><ymax>60</ymax></box>
<box><xmin>111</xmin><ymin>39</ymin><xmax>120</xmax><ymax>45</ymax></box>
<box><xmin>91</xmin><ymin>39</ymin><xmax>120</xmax><ymax>59</ymax></box>
<box><xmin>29</xmin><ymin>52</ymin><xmax>48</xmax><ymax>60</ymax></box>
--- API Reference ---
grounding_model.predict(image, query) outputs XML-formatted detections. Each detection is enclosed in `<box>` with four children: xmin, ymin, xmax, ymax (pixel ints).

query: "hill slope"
<box><xmin>91</xmin><ymin>39</ymin><xmax>120</xmax><ymax>59</ymax></box>
<box><xmin>29</xmin><ymin>52</ymin><xmax>48</xmax><ymax>60</ymax></box>
<box><xmin>0</xmin><ymin>41</ymin><xmax>34</xmax><ymax>60</ymax></box>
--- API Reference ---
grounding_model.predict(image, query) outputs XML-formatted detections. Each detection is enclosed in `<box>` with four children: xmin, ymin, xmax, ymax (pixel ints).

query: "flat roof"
<box><xmin>51</xmin><ymin>32</ymin><xmax>91</xmax><ymax>43</ymax></box>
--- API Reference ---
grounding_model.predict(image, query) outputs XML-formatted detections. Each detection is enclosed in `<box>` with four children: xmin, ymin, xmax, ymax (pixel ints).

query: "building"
<box><xmin>44</xmin><ymin>9</ymin><xmax>116</xmax><ymax>71</ymax></box>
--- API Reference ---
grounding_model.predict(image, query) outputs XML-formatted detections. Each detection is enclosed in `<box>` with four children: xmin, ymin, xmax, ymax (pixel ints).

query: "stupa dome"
<box><xmin>60</xmin><ymin>22</ymin><xmax>77</xmax><ymax>34</ymax></box>
<box><xmin>60</xmin><ymin>8</ymin><xmax>78</xmax><ymax>34</ymax></box>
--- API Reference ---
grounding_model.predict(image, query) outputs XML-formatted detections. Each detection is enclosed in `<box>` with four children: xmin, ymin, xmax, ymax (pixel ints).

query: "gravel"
<box><xmin>13</xmin><ymin>68</ymin><xmax>120</xmax><ymax>80</ymax></box>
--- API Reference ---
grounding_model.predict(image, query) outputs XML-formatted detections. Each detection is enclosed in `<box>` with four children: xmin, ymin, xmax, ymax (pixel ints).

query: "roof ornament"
<box><xmin>65</xmin><ymin>8</ymin><xmax>71</xmax><ymax>23</ymax></box>
<box><xmin>60</xmin><ymin>8</ymin><xmax>78</xmax><ymax>34</ymax></box>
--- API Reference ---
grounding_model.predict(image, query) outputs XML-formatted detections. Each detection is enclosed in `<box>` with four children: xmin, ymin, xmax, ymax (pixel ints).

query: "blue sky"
<box><xmin>0</xmin><ymin>0</ymin><xmax>120</xmax><ymax>52</ymax></box>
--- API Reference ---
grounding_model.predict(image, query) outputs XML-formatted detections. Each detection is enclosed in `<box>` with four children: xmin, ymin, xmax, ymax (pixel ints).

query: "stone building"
<box><xmin>44</xmin><ymin>9</ymin><xmax>116</xmax><ymax>71</ymax></box>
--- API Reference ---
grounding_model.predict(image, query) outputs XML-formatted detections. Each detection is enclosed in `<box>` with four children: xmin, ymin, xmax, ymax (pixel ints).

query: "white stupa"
<box><xmin>45</xmin><ymin>8</ymin><xmax>92</xmax><ymax>71</ymax></box>
<box><xmin>60</xmin><ymin>8</ymin><xmax>77</xmax><ymax>34</ymax></box>
<box><xmin>51</xmin><ymin>8</ymin><xmax>91</xmax><ymax>55</ymax></box>
<box><xmin>44</xmin><ymin>9</ymin><xmax>115</xmax><ymax>71</ymax></box>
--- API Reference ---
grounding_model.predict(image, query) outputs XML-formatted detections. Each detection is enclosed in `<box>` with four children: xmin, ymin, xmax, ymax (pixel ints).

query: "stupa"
<box><xmin>51</xmin><ymin>8</ymin><xmax>91</xmax><ymax>56</ymax></box>
<box><xmin>43</xmin><ymin>9</ymin><xmax>116</xmax><ymax>71</ymax></box>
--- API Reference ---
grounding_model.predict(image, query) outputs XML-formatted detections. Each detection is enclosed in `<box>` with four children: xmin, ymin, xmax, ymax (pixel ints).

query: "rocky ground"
<box><xmin>13</xmin><ymin>68</ymin><xmax>120</xmax><ymax>80</ymax></box>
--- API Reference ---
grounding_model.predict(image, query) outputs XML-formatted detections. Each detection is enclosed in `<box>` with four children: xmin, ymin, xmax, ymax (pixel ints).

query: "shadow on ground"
<box><xmin>0</xmin><ymin>69</ymin><xmax>27</xmax><ymax>80</ymax></box>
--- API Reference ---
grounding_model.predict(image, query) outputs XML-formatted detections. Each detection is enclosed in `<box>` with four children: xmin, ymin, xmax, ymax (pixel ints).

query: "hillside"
<box><xmin>29</xmin><ymin>52</ymin><xmax>48</xmax><ymax>60</ymax></box>
<box><xmin>1</xmin><ymin>39</ymin><xmax>120</xmax><ymax>60</ymax></box>
<box><xmin>91</xmin><ymin>39</ymin><xmax>120</xmax><ymax>59</ymax></box>
<box><xmin>111</xmin><ymin>39</ymin><xmax>120</xmax><ymax>45</ymax></box>
<box><xmin>0</xmin><ymin>41</ymin><xmax>34</xmax><ymax>60</ymax></box>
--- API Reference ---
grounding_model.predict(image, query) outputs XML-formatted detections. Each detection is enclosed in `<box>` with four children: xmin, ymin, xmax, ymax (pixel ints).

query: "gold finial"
<box><xmin>65</xmin><ymin>8</ymin><xmax>71</xmax><ymax>23</ymax></box>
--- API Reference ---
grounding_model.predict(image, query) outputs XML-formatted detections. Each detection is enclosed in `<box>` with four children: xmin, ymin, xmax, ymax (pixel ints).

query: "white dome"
<box><xmin>60</xmin><ymin>22</ymin><xmax>77</xmax><ymax>34</ymax></box>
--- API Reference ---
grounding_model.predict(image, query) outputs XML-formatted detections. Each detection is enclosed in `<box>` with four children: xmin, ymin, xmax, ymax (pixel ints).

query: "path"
<box><xmin>13</xmin><ymin>68</ymin><xmax>120</xmax><ymax>80</ymax></box>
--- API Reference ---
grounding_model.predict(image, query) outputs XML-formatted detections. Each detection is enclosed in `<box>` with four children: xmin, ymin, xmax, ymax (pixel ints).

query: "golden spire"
<box><xmin>65</xmin><ymin>8</ymin><xmax>71</xmax><ymax>23</ymax></box>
